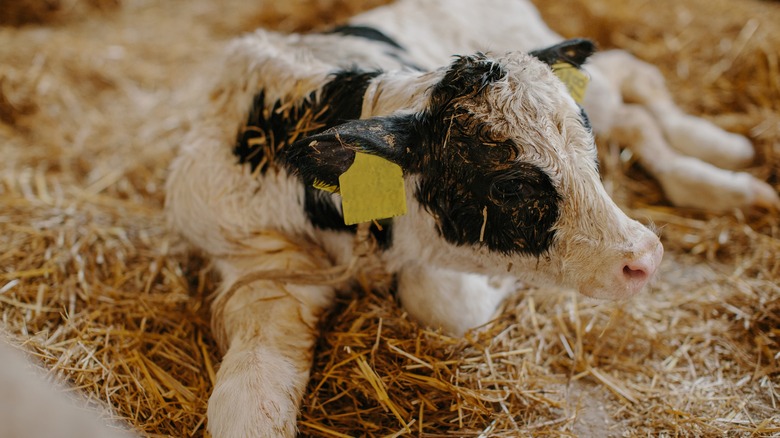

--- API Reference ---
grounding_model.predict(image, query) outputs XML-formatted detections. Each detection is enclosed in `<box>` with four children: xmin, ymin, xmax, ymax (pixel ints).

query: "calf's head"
<box><xmin>290</xmin><ymin>39</ymin><xmax>663</xmax><ymax>299</ymax></box>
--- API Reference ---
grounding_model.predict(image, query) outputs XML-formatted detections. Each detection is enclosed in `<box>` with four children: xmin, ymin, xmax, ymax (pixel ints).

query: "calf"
<box><xmin>166</xmin><ymin>0</ymin><xmax>773</xmax><ymax>436</ymax></box>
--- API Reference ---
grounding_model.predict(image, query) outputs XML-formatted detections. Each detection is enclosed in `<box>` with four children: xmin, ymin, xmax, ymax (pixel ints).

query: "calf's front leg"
<box><xmin>207</xmin><ymin>237</ymin><xmax>335</xmax><ymax>438</ymax></box>
<box><xmin>397</xmin><ymin>264</ymin><xmax>516</xmax><ymax>336</ymax></box>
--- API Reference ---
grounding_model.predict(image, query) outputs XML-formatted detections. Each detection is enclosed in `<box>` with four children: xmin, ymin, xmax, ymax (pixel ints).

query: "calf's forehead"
<box><xmin>438</xmin><ymin>53</ymin><xmax>597</xmax><ymax>178</ymax></box>
<box><xmin>489</xmin><ymin>56</ymin><xmax>589</xmax><ymax>145</ymax></box>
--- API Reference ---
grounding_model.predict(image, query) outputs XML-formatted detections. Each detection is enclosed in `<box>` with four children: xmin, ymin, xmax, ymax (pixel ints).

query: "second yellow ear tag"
<box><xmin>552</xmin><ymin>62</ymin><xmax>589</xmax><ymax>104</ymax></box>
<box><xmin>339</xmin><ymin>152</ymin><xmax>407</xmax><ymax>225</ymax></box>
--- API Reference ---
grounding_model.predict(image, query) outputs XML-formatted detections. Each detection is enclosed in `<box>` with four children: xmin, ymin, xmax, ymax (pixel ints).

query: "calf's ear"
<box><xmin>286</xmin><ymin>115</ymin><xmax>415</xmax><ymax>191</ymax></box>
<box><xmin>529</xmin><ymin>38</ymin><xmax>596</xmax><ymax>68</ymax></box>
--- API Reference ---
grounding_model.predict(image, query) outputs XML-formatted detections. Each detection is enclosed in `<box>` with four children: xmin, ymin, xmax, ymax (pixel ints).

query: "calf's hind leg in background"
<box><xmin>585</xmin><ymin>51</ymin><xmax>780</xmax><ymax>210</ymax></box>
<box><xmin>604</xmin><ymin>103</ymin><xmax>778</xmax><ymax>211</ymax></box>
<box><xmin>591</xmin><ymin>50</ymin><xmax>757</xmax><ymax>169</ymax></box>
<box><xmin>206</xmin><ymin>235</ymin><xmax>335</xmax><ymax>438</ymax></box>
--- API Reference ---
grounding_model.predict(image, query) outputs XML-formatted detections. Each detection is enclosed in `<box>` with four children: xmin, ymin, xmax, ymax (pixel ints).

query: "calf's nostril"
<box><xmin>622</xmin><ymin>264</ymin><xmax>649</xmax><ymax>282</ymax></box>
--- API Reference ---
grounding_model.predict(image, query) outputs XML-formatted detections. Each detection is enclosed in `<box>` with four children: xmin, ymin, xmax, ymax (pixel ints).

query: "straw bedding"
<box><xmin>0</xmin><ymin>0</ymin><xmax>778</xmax><ymax>436</ymax></box>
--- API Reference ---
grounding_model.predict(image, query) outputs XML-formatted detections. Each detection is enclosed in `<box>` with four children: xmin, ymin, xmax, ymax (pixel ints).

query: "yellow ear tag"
<box><xmin>551</xmin><ymin>62</ymin><xmax>589</xmax><ymax>104</ymax></box>
<box><xmin>338</xmin><ymin>152</ymin><xmax>407</xmax><ymax>225</ymax></box>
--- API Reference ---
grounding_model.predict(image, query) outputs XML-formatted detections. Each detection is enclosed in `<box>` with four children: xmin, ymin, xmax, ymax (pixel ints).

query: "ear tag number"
<box><xmin>552</xmin><ymin>62</ymin><xmax>589</xmax><ymax>104</ymax></box>
<box><xmin>339</xmin><ymin>152</ymin><xmax>407</xmax><ymax>225</ymax></box>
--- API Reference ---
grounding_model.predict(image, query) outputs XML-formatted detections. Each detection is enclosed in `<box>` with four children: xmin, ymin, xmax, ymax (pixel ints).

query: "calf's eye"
<box><xmin>490</xmin><ymin>178</ymin><xmax>525</xmax><ymax>202</ymax></box>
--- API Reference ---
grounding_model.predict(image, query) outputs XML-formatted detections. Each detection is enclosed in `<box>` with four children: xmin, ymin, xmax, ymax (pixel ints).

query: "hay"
<box><xmin>0</xmin><ymin>0</ymin><xmax>119</xmax><ymax>26</ymax></box>
<box><xmin>0</xmin><ymin>0</ymin><xmax>778</xmax><ymax>436</ymax></box>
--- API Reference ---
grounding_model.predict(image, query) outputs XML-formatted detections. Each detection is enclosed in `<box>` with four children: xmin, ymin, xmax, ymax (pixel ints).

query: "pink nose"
<box><xmin>620</xmin><ymin>241</ymin><xmax>663</xmax><ymax>295</ymax></box>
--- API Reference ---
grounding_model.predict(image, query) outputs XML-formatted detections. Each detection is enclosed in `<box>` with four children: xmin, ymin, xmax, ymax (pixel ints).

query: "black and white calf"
<box><xmin>166</xmin><ymin>0</ymin><xmax>775</xmax><ymax>436</ymax></box>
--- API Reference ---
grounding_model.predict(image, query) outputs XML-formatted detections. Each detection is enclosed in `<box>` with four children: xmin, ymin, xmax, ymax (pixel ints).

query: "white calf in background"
<box><xmin>0</xmin><ymin>340</ymin><xmax>135</xmax><ymax>438</ymax></box>
<box><xmin>166</xmin><ymin>0</ymin><xmax>776</xmax><ymax>436</ymax></box>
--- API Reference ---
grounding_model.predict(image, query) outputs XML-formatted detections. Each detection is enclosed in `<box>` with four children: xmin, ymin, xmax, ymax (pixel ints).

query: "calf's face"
<box><xmin>291</xmin><ymin>41</ymin><xmax>663</xmax><ymax>299</ymax></box>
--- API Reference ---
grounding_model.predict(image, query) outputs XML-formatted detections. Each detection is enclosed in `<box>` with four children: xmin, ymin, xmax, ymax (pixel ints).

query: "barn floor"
<box><xmin>0</xmin><ymin>0</ymin><xmax>778</xmax><ymax>436</ymax></box>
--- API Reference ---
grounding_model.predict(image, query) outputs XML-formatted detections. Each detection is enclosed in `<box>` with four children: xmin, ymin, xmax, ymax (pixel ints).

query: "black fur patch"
<box><xmin>408</xmin><ymin>55</ymin><xmax>562</xmax><ymax>256</ymax></box>
<box><xmin>328</xmin><ymin>25</ymin><xmax>404</xmax><ymax>50</ymax></box>
<box><xmin>579</xmin><ymin>106</ymin><xmax>592</xmax><ymax>132</ymax></box>
<box><xmin>578</xmin><ymin>106</ymin><xmax>600</xmax><ymax>172</ymax></box>
<box><xmin>326</xmin><ymin>25</ymin><xmax>423</xmax><ymax>71</ymax></box>
<box><xmin>233</xmin><ymin>70</ymin><xmax>393</xmax><ymax>248</ymax></box>
<box><xmin>234</xmin><ymin>70</ymin><xmax>380</xmax><ymax>173</ymax></box>
<box><xmin>529</xmin><ymin>38</ymin><xmax>596</xmax><ymax>69</ymax></box>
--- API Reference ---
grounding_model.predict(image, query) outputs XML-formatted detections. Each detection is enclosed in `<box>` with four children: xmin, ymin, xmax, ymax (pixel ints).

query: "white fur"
<box><xmin>202</xmin><ymin>237</ymin><xmax>335</xmax><ymax>438</ymax></box>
